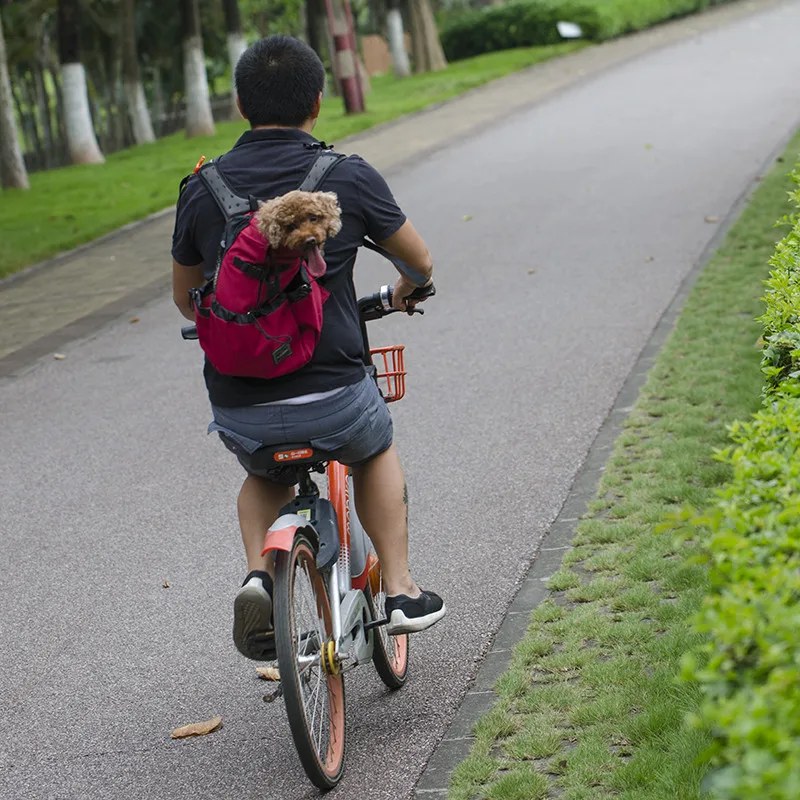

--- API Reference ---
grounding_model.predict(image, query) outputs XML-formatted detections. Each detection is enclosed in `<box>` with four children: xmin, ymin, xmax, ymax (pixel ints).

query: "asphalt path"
<box><xmin>3</xmin><ymin>4</ymin><xmax>800</xmax><ymax>798</ymax></box>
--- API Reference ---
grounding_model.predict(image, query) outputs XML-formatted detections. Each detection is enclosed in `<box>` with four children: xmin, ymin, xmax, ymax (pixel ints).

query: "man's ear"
<box><xmin>236</xmin><ymin>96</ymin><xmax>247</xmax><ymax>122</ymax></box>
<box><xmin>311</xmin><ymin>92</ymin><xmax>322</xmax><ymax>121</ymax></box>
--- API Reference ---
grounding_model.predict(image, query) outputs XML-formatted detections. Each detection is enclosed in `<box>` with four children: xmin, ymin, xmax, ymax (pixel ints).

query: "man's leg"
<box><xmin>352</xmin><ymin>444</ymin><xmax>445</xmax><ymax>633</ymax></box>
<box><xmin>238</xmin><ymin>474</ymin><xmax>295</xmax><ymax>574</ymax></box>
<box><xmin>351</xmin><ymin>444</ymin><xmax>418</xmax><ymax>598</ymax></box>
<box><xmin>233</xmin><ymin>474</ymin><xmax>294</xmax><ymax>659</ymax></box>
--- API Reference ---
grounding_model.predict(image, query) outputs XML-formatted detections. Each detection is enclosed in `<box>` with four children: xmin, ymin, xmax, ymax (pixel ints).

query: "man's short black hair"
<box><xmin>235</xmin><ymin>36</ymin><xmax>325</xmax><ymax>128</ymax></box>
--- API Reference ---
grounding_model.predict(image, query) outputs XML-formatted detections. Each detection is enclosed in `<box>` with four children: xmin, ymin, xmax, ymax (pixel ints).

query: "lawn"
<box><xmin>0</xmin><ymin>42</ymin><xmax>582</xmax><ymax>280</ymax></box>
<box><xmin>447</xmin><ymin>130</ymin><xmax>800</xmax><ymax>800</ymax></box>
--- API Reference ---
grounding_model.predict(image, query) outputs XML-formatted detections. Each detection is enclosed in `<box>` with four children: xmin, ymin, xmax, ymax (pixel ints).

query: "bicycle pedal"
<box><xmin>262</xmin><ymin>684</ymin><xmax>283</xmax><ymax>704</ymax></box>
<box><xmin>365</xmin><ymin>617</ymin><xmax>389</xmax><ymax>632</ymax></box>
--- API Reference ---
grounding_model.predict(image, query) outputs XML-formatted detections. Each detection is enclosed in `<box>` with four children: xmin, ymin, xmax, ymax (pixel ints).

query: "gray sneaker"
<box><xmin>233</xmin><ymin>571</ymin><xmax>275</xmax><ymax>660</ymax></box>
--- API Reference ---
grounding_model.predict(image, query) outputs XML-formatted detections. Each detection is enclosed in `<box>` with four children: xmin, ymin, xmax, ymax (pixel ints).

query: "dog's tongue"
<box><xmin>305</xmin><ymin>245</ymin><xmax>327</xmax><ymax>279</ymax></box>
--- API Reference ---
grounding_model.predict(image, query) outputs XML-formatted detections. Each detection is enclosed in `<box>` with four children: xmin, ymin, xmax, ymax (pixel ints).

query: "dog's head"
<box><xmin>255</xmin><ymin>190</ymin><xmax>342</xmax><ymax>252</ymax></box>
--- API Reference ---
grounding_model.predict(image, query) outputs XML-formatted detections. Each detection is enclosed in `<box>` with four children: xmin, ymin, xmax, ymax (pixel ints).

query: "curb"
<box><xmin>411</xmin><ymin>115</ymin><xmax>800</xmax><ymax>798</ymax></box>
<box><xmin>0</xmin><ymin>206</ymin><xmax>175</xmax><ymax>291</ymax></box>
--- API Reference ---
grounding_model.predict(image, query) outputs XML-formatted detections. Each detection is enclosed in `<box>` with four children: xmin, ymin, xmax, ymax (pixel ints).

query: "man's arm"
<box><xmin>377</xmin><ymin>220</ymin><xmax>434</xmax><ymax>311</ymax></box>
<box><xmin>172</xmin><ymin>259</ymin><xmax>206</xmax><ymax>321</ymax></box>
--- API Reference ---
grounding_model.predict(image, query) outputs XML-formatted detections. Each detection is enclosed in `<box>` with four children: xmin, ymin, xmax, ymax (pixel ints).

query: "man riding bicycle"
<box><xmin>171</xmin><ymin>35</ymin><xmax>445</xmax><ymax>661</ymax></box>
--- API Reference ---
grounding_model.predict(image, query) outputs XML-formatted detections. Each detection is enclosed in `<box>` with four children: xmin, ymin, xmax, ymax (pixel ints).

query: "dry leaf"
<box><xmin>644</xmin><ymin>144</ymin><xmax>654</xmax><ymax>150</ymax></box>
<box><xmin>462</xmin><ymin>215</ymin><xmax>472</xmax><ymax>222</ymax></box>
<box><xmin>162</xmin><ymin>580</ymin><xmax>170</xmax><ymax>589</ymax></box>
<box><xmin>527</xmin><ymin>269</ymin><xmax>536</xmax><ymax>275</ymax></box>
<box><xmin>130</xmin><ymin>317</ymin><xmax>140</xmax><ymax>324</ymax></box>
<box><xmin>170</xmin><ymin>716</ymin><xmax>222</xmax><ymax>739</ymax></box>
<box><xmin>256</xmin><ymin>666</ymin><xmax>280</xmax><ymax>681</ymax></box>
<box><xmin>53</xmin><ymin>353</ymin><xmax>66</xmax><ymax>360</ymax></box>
<box><xmin>645</xmin><ymin>256</ymin><xmax>655</xmax><ymax>263</ymax></box>
<box><xmin>704</xmin><ymin>216</ymin><xmax>719</xmax><ymax>224</ymax></box>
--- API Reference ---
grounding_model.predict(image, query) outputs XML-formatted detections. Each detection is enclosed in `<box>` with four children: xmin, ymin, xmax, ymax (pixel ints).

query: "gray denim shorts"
<box><xmin>209</xmin><ymin>375</ymin><xmax>394</xmax><ymax>485</ymax></box>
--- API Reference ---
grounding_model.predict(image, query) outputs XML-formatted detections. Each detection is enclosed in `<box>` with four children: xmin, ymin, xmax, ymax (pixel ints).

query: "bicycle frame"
<box><xmin>263</xmin><ymin>458</ymin><xmax>381</xmax><ymax>669</ymax></box>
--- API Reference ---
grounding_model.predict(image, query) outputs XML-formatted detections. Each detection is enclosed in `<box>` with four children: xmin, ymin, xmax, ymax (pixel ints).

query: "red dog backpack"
<box><xmin>183</xmin><ymin>148</ymin><xmax>345</xmax><ymax>380</ymax></box>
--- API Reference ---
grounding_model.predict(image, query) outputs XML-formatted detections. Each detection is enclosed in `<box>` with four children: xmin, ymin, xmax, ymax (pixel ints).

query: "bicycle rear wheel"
<box><xmin>366</xmin><ymin>559</ymin><xmax>409</xmax><ymax>689</ymax></box>
<box><xmin>274</xmin><ymin>533</ymin><xmax>346</xmax><ymax>789</ymax></box>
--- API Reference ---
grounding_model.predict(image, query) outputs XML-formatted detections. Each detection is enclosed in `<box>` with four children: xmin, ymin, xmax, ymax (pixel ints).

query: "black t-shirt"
<box><xmin>171</xmin><ymin>128</ymin><xmax>407</xmax><ymax>407</ymax></box>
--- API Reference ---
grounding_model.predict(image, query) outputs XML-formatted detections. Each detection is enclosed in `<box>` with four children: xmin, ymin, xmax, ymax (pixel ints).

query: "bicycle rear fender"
<box><xmin>262</xmin><ymin>496</ymin><xmax>340</xmax><ymax>570</ymax></box>
<box><xmin>262</xmin><ymin>514</ymin><xmax>315</xmax><ymax>556</ymax></box>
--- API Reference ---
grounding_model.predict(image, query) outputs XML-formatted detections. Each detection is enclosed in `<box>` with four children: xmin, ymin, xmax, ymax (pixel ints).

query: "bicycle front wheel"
<box><xmin>274</xmin><ymin>533</ymin><xmax>346</xmax><ymax>789</ymax></box>
<box><xmin>366</xmin><ymin>559</ymin><xmax>409</xmax><ymax>689</ymax></box>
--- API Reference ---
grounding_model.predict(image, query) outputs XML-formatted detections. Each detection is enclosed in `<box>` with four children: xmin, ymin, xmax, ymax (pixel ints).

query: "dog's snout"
<box><xmin>303</xmin><ymin>236</ymin><xmax>318</xmax><ymax>249</ymax></box>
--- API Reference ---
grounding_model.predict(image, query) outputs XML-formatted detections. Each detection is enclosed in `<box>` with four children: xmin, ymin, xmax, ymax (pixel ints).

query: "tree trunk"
<box><xmin>222</xmin><ymin>0</ymin><xmax>246</xmax><ymax>118</ymax></box>
<box><xmin>1</xmin><ymin>12</ymin><xmax>29</xmax><ymax>189</ymax></box>
<box><xmin>122</xmin><ymin>0</ymin><xmax>155</xmax><ymax>144</ymax></box>
<box><xmin>57</xmin><ymin>0</ymin><xmax>104</xmax><ymax>164</ymax></box>
<box><xmin>386</xmin><ymin>6</ymin><xmax>410</xmax><ymax>78</ymax></box>
<box><xmin>181</xmin><ymin>0</ymin><xmax>215</xmax><ymax>137</ymax></box>
<box><xmin>327</xmin><ymin>0</ymin><xmax>364</xmax><ymax>113</ymax></box>
<box><xmin>409</xmin><ymin>0</ymin><xmax>446</xmax><ymax>74</ymax></box>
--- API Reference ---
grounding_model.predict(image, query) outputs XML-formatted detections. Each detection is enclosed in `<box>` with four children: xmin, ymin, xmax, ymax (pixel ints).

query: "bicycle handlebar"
<box><xmin>357</xmin><ymin>283</ymin><xmax>436</xmax><ymax>322</ymax></box>
<box><xmin>180</xmin><ymin>282</ymin><xmax>435</xmax><ymax>340</ymax></box>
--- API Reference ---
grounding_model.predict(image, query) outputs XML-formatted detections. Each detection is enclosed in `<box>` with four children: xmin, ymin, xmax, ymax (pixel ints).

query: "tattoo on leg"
<box><xmin>403</xmin><ymin>483</ymin><xmax>409</xmax><ymax>525</ymax></box>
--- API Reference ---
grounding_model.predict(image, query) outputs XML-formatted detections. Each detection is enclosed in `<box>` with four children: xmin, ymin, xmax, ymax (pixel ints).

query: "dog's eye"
<box><xmin>308</xmin><ymin>215</ymin><xmax>319</xmax><ymax>222</ymax></box>
<box><xmin>286</xmin><ymin>223</ymin><xmax>297</xmax><ymax>232</ymax></box>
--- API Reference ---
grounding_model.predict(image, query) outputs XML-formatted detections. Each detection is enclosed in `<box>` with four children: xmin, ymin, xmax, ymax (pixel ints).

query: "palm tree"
<box><xmin>409</xmin><ymin>0</ymin><xmax>446</xmax><ymax>74</ymax></box>
<box><xmin>122</xmin><ymin>0</ymin><xmax>155</xmax><ymax>144</ymax></box>
<box><xmin>181</xmin><ymin>0</ymin><xmax>215</xmax><ymax>137</ymax></box>
<box><xmin>222</xmin><ymin>0</ymin><xmax>246</xmax><ymax>118</ymax></box>
<box><xmin>0</xmin><ymin>8</ymin><xmax>29</xmax><ymax>189</ymax></box>
<box><xmin>58</xmin><ymin>0</ymin><xmax>104</xmax><ymax>163</ymax></box>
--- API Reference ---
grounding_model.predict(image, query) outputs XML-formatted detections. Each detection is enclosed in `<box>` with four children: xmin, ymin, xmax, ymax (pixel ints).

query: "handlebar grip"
<box><xmin>405</xmin><ymin>283</ymin><xmax>436</xmax><ymax>302</ymax></box>
<box><xmin>181</xmin><ymin>325</ymin><xmax>198</xmax><ymax>340</ymax></box>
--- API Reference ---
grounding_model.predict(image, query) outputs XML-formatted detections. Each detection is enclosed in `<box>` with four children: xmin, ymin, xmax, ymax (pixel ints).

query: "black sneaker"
<box><xmin>233</xmin><ymin>570</ymin><xmax>276</xmax><ymax>660</ymax></box>
<box><xmin>385</xmin><ymin>590</ymin><xmax>446</xmax><ymax>635</ymax></box>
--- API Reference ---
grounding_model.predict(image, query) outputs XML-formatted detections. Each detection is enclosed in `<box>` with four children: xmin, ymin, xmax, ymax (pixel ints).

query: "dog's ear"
<box><xmin>254</xmin><ymin>198</ymin><xmax>284</xmax><ymax>247</ymax></box>
<box><xmin>317</xmin><ymin>192</ymin><xmax>342</xmax><ymax>239</ymax></box>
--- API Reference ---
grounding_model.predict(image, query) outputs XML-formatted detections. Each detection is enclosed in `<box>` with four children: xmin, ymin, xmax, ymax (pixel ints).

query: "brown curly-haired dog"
<box><xmin>255</xmin><ymin>190</ymin><xmax>342</xmax><ymax>252</ymax></box>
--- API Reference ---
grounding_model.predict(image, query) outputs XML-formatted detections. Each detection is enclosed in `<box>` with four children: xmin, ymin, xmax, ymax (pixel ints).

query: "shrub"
<box><xmin>439</xmin><ymin>0</ymin><xmax>737</xmax><ymax>62</ymax></box>
<box><xmin>684</xmin><ymin>169</ymin><xmax>800</xmax><ymax>799</ymax></box>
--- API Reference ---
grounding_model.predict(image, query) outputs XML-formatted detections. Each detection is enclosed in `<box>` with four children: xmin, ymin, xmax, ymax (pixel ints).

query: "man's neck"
<box><xmin>251</xmin><ymin>121</ymin><xmax>316</xmax><ymax>135</ymax></box>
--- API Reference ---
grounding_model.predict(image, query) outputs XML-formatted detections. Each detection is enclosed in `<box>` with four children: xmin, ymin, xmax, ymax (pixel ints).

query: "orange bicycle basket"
<box><xmin>370</xmin><ymin>345</ymin><xmax>406</xmax><ymax>403</ymax></box>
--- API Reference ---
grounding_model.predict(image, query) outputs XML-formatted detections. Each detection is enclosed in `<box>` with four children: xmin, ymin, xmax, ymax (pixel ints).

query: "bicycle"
<box><xmin>182</xmin><ymin>281</ymin><xmax>434</xmax><ymax>789</ymax></box>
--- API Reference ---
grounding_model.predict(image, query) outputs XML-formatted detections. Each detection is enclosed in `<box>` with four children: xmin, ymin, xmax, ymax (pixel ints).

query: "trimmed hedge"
<box><xmin>440</xmin><ymin>0</ymin><xmax>735</xmax><ymax>61</ymax></box>
<box><xmin>684</xmin><ymin>169</ymin><xmax>800</xmax><ymax>799</ymax></box>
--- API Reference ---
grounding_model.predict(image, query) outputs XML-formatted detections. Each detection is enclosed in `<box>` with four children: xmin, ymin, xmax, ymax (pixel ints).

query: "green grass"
<box><xmin>0</xmin><ymin>43</ymin><xmax>582</xmax><ymax>280</ymax></box>
<box><xmin>447</xmin><ymin>131</ymin><xmax>800</xmax><ymax>800</ymax></box>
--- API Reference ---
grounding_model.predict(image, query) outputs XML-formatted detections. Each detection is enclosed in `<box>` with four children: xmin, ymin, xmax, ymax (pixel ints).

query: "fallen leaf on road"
<box><xmin>170</xmin><ymin>716</ymin><xmax>222</xmax><ymax>739</ymax></box>
<box><xmin>705</xmin><ymin>216</ymin><xmax>719</xmax><ymax>223</ymax></box>
<box><xmin>256</xmin><ymin>666</ymin><xmax>280</xmax><ymax>681</ymax></box>
<box><xmin>462</xmin><ymin>215</ymin><xmax>472</xmax><ymax>222</ymax></box>
<box><xmin>53</xmin><ymin>353</ymin><xmax>66</xmax><ymax>360</ymax></box>
<box><xmin>645</xmin><ymin>256</ymin><xmax>655</xmax><ymax>263</ymax></box>
<box><xmin>162</xmin><ymin>580</ymin><xmax>170</xmax><ymax>589</ymax></box>
<box><xmin>644</xmin><ymin>144</ymin><xmax>654</xmax><ymax>150</ymax></box>
<box><xmin>527</xmin><ymin>269</ymin><xmax>536</xmax><ymax>275</ymax></box>
<box><xmin>130</xmin><ymin>317</ymin><xmax>140</xmax><ymax>324</ymax></box>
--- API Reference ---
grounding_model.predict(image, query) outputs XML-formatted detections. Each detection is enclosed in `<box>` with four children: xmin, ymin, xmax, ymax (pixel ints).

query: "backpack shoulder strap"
<box><xmin>298</xmin><ymin>150</ymin><xmax>347</xmax><ymax>192</ymax></box>
<box><xmin>197</xmin><ymin>161</ymin><xmax>255</xmax><ymax>220</ymax></box>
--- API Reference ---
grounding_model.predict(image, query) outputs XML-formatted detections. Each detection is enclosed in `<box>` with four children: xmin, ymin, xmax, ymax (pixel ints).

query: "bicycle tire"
<box><xmin>274</xmin><ymin>533</ymin><xmax>346</xmax><ymax>789</ymax></box>
<box><xmin>365</xmin><ymin>573</ymin><xmax>409</xmax><ymax>689</ymax></box>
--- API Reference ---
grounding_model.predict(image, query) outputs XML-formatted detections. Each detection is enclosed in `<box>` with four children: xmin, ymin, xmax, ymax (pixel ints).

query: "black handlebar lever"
<box><xmin>357</xmin><ymin>283</ymin><xmax>435</xmax><ymax>322</ymax></box>
<box><xmin>181</xmin><ymin>325</ymin><xmax>199</xmax><ymax>340</ymax></box>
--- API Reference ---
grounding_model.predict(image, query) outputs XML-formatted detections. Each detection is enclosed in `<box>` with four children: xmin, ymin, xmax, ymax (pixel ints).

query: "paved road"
<box><xmin>3</xmin><ymin>3</ymin><xmax>800</xmax><ymax>798</ymax></box>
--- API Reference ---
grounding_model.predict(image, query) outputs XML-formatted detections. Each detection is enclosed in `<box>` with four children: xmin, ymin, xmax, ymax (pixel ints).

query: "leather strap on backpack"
<box><xmin>298</xmin><ymin>151</ymin><xmax>347</xmax><ymax>192</ymax></box>
<box><xmin>197</xmin><ymin>149</ymin><xmax>347</xmax><ymax>222</ymax></box>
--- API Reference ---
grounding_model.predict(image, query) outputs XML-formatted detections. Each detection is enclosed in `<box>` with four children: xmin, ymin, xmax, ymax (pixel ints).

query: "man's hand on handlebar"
<box><xmin>392</xmin><ymin>276</ymin><xmax>436</xmax><ymax>315</ymax></box>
